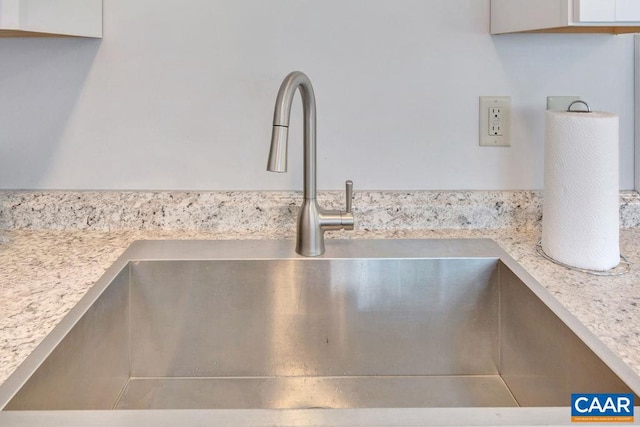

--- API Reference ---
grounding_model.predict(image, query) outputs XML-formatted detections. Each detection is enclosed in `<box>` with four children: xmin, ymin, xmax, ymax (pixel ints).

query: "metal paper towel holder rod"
<box><xmin>567</xmin><ymin>100</ymin><xmax>592</xmax><ymax>113</ymax></box>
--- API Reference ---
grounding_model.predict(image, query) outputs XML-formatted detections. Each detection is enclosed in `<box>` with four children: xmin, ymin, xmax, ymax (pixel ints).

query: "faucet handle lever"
<box><xmin>345</xmin><ymin>180</ymin><xmax>353</xmax><ymax>213</ymax></box>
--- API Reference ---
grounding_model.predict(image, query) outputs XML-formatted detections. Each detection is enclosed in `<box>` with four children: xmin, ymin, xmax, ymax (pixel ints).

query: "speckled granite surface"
<box><xmin>0</xmin><ymin>191</ymin><xmax>639</xmax><ymax>390</ymax></box>
<box><xmin>0</xmin><ymin>190</ymin><xmax>543</xmax><ymax>231</ymax></box>
<box><xmin>1</xmin><ymin>190</ymin><xmax>639</xmax><ymax>231</ymax></box>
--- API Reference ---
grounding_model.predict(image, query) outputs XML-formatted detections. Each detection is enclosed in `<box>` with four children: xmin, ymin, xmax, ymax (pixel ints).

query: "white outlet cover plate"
<box><xmin>479</xmin><ymin>96</ymin><xmax>511</xmax><ymax>147</ymax></box>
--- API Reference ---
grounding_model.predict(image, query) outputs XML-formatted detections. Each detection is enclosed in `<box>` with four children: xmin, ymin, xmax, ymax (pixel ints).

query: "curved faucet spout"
<box><xmin>266</xmin><ymin>71</ymin><xmax>354</xmax><ymax>257</ymax></box>
<box><xmin>267</xmin><ymin>71</ymin><xmax>317</xmax><ymax>200</ymax></box>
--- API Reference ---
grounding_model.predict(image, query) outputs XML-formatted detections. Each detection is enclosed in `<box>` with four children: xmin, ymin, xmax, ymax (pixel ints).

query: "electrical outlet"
<box><xmin>489</xmin><ymin>107</ymin><xmax>504</xmax><ymax>136</ymax></box>
<box><xmin>479</xmin><ymin>96</ymin><xmax>511</xmax><ymax>147</ymax></box>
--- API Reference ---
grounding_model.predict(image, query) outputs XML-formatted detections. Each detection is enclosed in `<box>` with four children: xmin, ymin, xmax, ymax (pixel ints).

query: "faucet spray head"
<box><xmin>267</xmin><ymin>125</ymin><xmax>289</xmax><ymax>172</ymax></box>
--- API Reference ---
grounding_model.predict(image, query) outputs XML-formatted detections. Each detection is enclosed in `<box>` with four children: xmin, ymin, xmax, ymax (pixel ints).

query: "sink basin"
<box><xmin>0</xmin><ymin>239</ymin><xmax>638</xmax><ymax>426</ymax></box>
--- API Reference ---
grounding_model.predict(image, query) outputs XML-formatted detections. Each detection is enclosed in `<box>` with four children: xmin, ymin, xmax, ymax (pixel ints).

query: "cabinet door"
<box><xmin>0</xmin><ymin>0</ymin><xmax>102</xmax><ymax>37</ymax></box>
<box><xmin>491</xmin><ymin>0</ymin><xmax>640</xmax><ymax>34</ymax></box>
<box><xmin>0</xmin><ymin>0</ymin><xmax>20</xmax><ymax>28</ymax></box>
<box><xmin>616</xmin><ymin>0</ymin><xmax>640</xmax><ymax>21</ymax></box>
<box><xmin>574</xmin><ymin>0</ymin><xmax>616</xmax><ymax>23</ymax></box>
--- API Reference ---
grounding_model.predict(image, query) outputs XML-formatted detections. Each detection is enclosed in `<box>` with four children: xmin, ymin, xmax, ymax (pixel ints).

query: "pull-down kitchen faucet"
<box><xmin>267</xmin><ymin>71</ymin><xmax>354</xmax><ymax>256</ymax></box>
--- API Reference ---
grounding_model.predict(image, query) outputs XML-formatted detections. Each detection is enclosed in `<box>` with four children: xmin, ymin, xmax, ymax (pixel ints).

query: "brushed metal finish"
<box><xmin>129</xmin><ymin>259</ymin><xmax>499</xmax><ymax>378</ymax></box>
<box><xmin>0</xmin><ymin>407</ymin><xmax>583</xmax><ymax>427</ymax></box>
<box><xmin>1</xmin><ymin>239</ymin><xmax>639</xmax><ymax>426</ymax></box>
<box><xmin>4</xmin><ymin>267</ymin><xmax>130</xmax><ymax>410</ymax></box>
<box><xmin>345</xmin><ymin>180</ymin><xmax>353</xmax><ymax>214</ymax></box>
<box><xmin>500</xmin><ymin>263</ymin><xmax>634</xmax><ymax>405</ymax></box>
<box><xmin>267</xmin><ymin>72</ymin><xmax>355</xmax><ymax>256</ymax></box>
<box><xmin>116</xmin><ymin>376</ymin><xmax>516</xmax><ymax>410</ymax></box>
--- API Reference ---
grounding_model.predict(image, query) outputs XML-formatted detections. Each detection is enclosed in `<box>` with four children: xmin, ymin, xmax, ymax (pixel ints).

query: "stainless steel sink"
<box><xmin>0</xmin><ymin>239</ymin><xmax>638</xmax><ymax>426</ymax></box>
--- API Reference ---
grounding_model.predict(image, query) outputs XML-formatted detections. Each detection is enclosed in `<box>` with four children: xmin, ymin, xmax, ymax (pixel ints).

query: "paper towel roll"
<box><xmin>541</xmin><ymin>110</ymin><xmax>619</xmax><ymax>271</ymax></box>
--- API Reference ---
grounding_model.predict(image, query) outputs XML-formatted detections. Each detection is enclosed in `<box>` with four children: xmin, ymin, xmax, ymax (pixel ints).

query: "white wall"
<box><xmin>0</xmin><ymin>0</ymin><xmax>635</xmax><ymax>190</ymax></box>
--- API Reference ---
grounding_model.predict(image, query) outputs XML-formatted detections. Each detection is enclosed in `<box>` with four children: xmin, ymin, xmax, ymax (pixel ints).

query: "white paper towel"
<box><xmin>541</xmin><ymin>110</ymin><xmax>619</xmax><ymax>271</ymax></box>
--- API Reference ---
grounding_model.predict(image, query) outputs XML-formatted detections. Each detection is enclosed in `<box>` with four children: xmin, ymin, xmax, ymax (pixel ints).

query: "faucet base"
<box><xmin>296</xmin><ymin>200</ymin><xmax>325</xmax><ymax>257</ymax></box>
<box><xmin>295</xmin><ymin>199</ymin><xmax>356</xmax><ymax>257</ymax></box>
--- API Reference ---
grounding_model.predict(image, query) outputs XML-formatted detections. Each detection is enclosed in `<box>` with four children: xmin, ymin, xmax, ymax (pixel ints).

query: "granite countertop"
<box><xmin>0</xmin><ymin>190</ymin><xmax>639</xmax><ymax>390</ymax></box>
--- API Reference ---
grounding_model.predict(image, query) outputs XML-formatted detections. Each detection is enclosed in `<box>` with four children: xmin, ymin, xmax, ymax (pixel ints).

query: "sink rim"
<box><xmin>1</xmin><ymin>238</ymin><xmax>639</xmax><ymax>426</ymax></box>
<box><xmin>0</xmin><ymin>406</ymin><xmax>589</xmax><ymax>426</ymax></box>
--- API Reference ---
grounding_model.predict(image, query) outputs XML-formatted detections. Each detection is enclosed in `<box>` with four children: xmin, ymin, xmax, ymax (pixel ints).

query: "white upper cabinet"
<box><xmin>614</xmin><ymin>0</ymin><xmax>640</xmax><ymax>22</ymax></box>
<box><xmin>491</xmin><ymin>0</ymin><xmax>640</xmax><ymax>34</ymax></box>
<box><xmin>576</xmin><ymin>0</ymin><xmax>640</xmax><ymax>22</ymax></box>
<box><xmin>0</xmin><ymin>0</ymin><xmax>102</xmax><ymax>38</ymax></box>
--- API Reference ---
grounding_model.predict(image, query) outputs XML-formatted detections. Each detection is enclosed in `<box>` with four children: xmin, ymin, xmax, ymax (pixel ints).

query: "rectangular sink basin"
<box><xmin>0</xmin><ymin>239</ymin><xmax>638</xmax><ymax>426</ymax></box>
